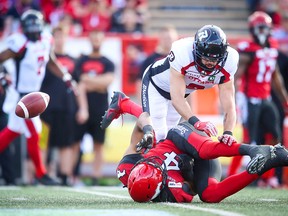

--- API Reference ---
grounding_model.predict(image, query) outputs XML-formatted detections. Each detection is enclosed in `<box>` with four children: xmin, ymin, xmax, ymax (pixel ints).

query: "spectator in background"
<box><xmin>74</xmin><ymin>30</ymin><xmax>115</xmax><ymax>185</ymax></box>
<box><xmin>40</xmin><ymin>26</ymin><xmax>88</xmax><ymax>186</ymax></box>
<box><xmin>135</xmin><ymin>25</ymin><xmax>178</xmax><ymax>101</ymax></box>
<box><xmin>4</xmin><ymin>0</ymin><xmax>40</xmax><ymax>36</ymax></box>
<box><xmin>110</xmin><ymin>0</ymin><xmax>148</xmax><ymax>33</ymax></box>
<box><xmin>228</xmin><ymin>11</ymin><xmax>288</xmax><ymax>188</ymax></box>
<box><xmin>41</xmin><ymin>0</ymin><xmax>70</xmax><ymax>27</ymax></box>
<box><xmin>272</xmin><ymin>13</ymin><xmax>288</xmax><ymax>54</ymax></box>
<box><xmin>81</xmin><ymin>0</ymin><xmax>111</xmax><ymax>33</ymax></box>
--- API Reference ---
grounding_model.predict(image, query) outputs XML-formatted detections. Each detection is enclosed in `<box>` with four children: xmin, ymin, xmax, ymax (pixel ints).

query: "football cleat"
<box><xmin>100</xmin><ymin>91</ymin><xmax>129</xmax><ymax>129</ymax></box>
<box><xmin>257</xmin><ymin>144</ymin><xmax>288</xmax><ymax>175</ymax></box>
<box><xmin>246</xmin><ymin>145</ymin><xmax>276</xmax><ymax>174</ymax></box>
<box><xmin>36</xmin><ymin>174</ymin><xmax>60</xmax><ymax>186</ymax></box>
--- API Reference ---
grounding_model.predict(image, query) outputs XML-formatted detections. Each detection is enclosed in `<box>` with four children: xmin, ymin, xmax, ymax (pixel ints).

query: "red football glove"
<box><xmin>218</xmin><ymin>131</ymin><xmax>237</xmax><ymax>146</ymax></box>
<box><xmin>189</xmin><ymin>116</ymin><xmax>218</xmax><ymax>137</ymax></box>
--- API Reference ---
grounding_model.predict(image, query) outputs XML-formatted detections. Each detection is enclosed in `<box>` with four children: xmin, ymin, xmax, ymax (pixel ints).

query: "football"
<box><xmin>15</xmin><ymin>92</ymin><xmax>50</xmax><ymax>118</ymax></box>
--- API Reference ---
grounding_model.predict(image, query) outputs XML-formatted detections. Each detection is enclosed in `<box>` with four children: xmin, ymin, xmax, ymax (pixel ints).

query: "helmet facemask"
<box><xmin>248</xmin><ymin>11</ymin><xmax>272</xmax><ymax>47</ymax></box>
<box><xmin>21</xmin><ymin>10</ymin><xmax>44</xmax><ymax>42</ymax></box>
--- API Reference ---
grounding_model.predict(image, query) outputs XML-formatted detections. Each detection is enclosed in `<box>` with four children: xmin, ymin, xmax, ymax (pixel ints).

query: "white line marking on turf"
<box><xmin>164</xmin><ymin>203</ymin><xmax>245</xmax><ymax>216</ymax></box>
<box><xmin>65</xmin><ymin>187</ymin><xmax>246</xmax><ymax>216</ymax></box>
<box><xmin>259</xmin><ymin>198</ymin><xmax>278</xmax><ymax>202</ymax></box>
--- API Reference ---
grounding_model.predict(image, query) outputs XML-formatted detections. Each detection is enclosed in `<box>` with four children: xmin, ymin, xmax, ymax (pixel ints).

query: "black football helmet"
<box><xmin>193</xmin><ymin>25</ymin><xmax>228</xmax><ymax>76</ymax></box>
<box><xmin>248</xmin><ymin>11</ymin><xmax>272</xmax><ymax>46</ymax></box>
<box><xmin>21</xmin><ymin>9</ymin><xmax>44</xmax><ymax>42</ymax></box>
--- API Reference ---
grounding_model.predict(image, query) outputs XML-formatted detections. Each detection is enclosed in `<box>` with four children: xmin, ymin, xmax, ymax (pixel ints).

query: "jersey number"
<box><xmin>37</xmin><ymin>56</ymin><xmax>45</xmax><ymax>75</ymax></box>
<box><xmin>256</xmin><ymin>58</ymin><xmax>276</xmax><ymax>83</ymax></box>
<box><xmin>163</xmin><ymin>152</ymin><xmax>180</xmax><ymax>171</ymax></box>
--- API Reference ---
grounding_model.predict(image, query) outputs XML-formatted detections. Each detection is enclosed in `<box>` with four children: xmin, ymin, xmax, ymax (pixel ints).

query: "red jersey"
<box><xmin>117</xmin><ymin>140</ymin><xmax>193</xmax><ymax>203</ymax></box>
<box><xmin>237</xmin><ymin>38</ymin><xmax>278</xmax><ymax>99</ymax></box>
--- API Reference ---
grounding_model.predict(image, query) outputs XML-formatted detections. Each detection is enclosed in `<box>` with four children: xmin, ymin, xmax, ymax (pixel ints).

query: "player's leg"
<box><xmin>169</xmin><ymin>122</ymin><xmax>272</xmax><ymax>160</ymax></box>
<box><xmin>195</xmin><ymin>158</ymin><xmax>259</xmax><ymax>203</ymax></box>
<box><xmin>23</xmin><ymin>118</ymin><xmax>59</xmax><ymax>185</ymax></box>
<box><xmin>101</xmin><ymin>91</ymin><xmax>142</xmax><ymax>129</ymax></box>
<box><xmin>0</xmin><ymin>112</ymin><xmax>21</xmax><ymax>152</ymax></box>
<box><xmin>91</xmin><ymin>113</ymin><xmax>106</xmax><ymax>185</ymax></box>
<box><xmin>144</xmin><ymin>84</ymin><xmax>169</xmax><ymax>142</ymax></box>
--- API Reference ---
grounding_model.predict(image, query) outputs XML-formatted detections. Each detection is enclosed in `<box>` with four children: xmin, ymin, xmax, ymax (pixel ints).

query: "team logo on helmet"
<box><xmin>168</xmin><ymin>51</ymin><xmax>175</xmax><ymax>62</ymax></box>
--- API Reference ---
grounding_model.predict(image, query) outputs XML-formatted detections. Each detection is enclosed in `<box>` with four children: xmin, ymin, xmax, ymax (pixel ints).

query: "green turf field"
<box><xmin>0</xmin><ymin>186</ymin><xmax>287</xmax><ymax>216</ymax></box>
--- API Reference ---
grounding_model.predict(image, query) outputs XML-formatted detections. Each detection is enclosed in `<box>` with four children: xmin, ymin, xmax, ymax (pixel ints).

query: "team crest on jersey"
<box><xmin>168</xmin><ymin>51</ymin><xmax>175</xmax><ymax>62</ymax></box>
<box><xmin>208</xmin><ymin>76</ymin><xmax>215</xmax><ymax>81</ymax></box>
<box><xmin>117</xmin><ymin>169</ymin><xmax>126</xmax><ymax>178</ymax></box>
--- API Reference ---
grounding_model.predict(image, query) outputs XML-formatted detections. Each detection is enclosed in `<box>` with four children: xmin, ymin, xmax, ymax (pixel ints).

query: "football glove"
<box><xmin>218</xmin><ymin>131</ymin><xmax>237</xmax><ymax>146</ymax></box>
<box><xmin>136</xmin><ymin>132</ymin><xmax>154</xmax><ymax>153</ymax></box>
<box><xmin>188</xmin><ymin>116</ymin><xmax>218</xmax><ymax>137</ymax></box>
<box><xmin>136</xmin><ymin>125</ymin><xmax>154</xmax><ymax>153</ymax></box>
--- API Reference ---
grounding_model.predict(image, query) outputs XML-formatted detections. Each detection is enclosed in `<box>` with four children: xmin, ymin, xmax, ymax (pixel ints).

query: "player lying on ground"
<box><xmin>101</xmin><ymin>91</ymin><xmax>288</xmax><ymax>203</ymax></box>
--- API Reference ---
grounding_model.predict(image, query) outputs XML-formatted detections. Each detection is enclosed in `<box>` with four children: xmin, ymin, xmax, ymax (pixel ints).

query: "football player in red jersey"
<box><xmin>227</xmin><ymin>11</ymin><xmax>288</xmax><ymax>187</ymax></box>
<box><xmin>102</xmin><ymin>91</ymin><xmax>288</xmax><ymax>203</ymax></box>
<box><xmin>0</xmin><ymin>10</ymin><xmax>78</xmax><ymax>185</ymax></box>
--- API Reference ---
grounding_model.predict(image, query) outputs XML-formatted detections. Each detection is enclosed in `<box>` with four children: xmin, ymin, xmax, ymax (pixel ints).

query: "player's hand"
<box><xmin>218</xmin><ymin>131</ymin><xmax>237</xmax><ymax>146</ymax></box>
<box><xmin>76</xmin><ymin>108</ymin><xmax>89</xmax><ymax>124</ymax></box>
<box><xmin>136</xmin><ymin>132</ymin><xmax>154</xmax><ymax>153</ymax></box>
<box><xmin>0</xmin><ymin>72</ymin><xmax>11</xmax><ymax>94</ymax></box>
<box><xmin>63</xmin><ymin>73</ymin><xmax>78</xmax><ymax>96</ymax></box>
<box><xmin>194</xmin><ymin>121</ymin><xmax>218</xmax><ymax>137</ymax></box>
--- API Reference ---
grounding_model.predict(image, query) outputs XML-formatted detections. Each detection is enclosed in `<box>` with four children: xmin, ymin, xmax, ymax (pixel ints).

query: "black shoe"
<box><xmin>247</xmin><ymin>143</ymin><xmax>288</xmax><ymax>175</ymax></box>
<box><xmin>100</xmin><ymin>91</ymin><xmax>129</xmax><ymax>129</ymax></box>
<box><xmin>257</xmin><ymin>144</ymin><xmax>288</xmax><ymax>175</ymax></box>
<box><xmin>36</xmin><ymin>174</ymin><xmax>60</xmax><ymax>186</ymax></box>
<box><xmin>246</xmin><ymin>145</ymin><xmax>276</xmax><ymax>174</ymax></box>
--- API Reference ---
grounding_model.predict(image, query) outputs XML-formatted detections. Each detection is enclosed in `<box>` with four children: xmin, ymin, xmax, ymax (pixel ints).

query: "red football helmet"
<box><xmin>248</xmin><ymin>11</ymin><xmax>272</xmax><ymax>46</ymax></box>
<box><xmin>127</xmin><ymin>157</ymin><xmax>166</xmax><ymax>202</ymax></box>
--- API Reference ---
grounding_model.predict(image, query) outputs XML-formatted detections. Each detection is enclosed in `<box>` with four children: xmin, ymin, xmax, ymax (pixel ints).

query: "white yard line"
<box><xmin>65</xmin><ymin>187</ymin><xmax>246</xmax><ymax>216</ymax></box>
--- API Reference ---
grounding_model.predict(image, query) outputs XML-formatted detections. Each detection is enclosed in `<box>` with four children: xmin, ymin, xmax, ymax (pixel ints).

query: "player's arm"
<box><xmin>47</xmin><ymin>52</ymin><xmax>78</xmax><ymax>93</ymax></box>
<box><xmin>170</xmin><ymin>67</ymin><xmax>217</xmax><ymax>136</ymax></box>
<box><xmin>218</xmin><ymin>79</ymin><xmax>237</xmax><ymax>132</ymax></box>
<box><xmin>80</xmin><ymin>72</ymin><xmax>114</xmax><ymax>93</ymax></box>
<box><xmin>170</xmin><ymin>67</ymin><xmax>193</xmax><ymax>119</ymax></box>
<box><xmin>0</xmin><ymin>49</ymin><xmax>17</xmax><ymax>63</ymax></box>
<box><xmin>124</xmin><ymin>112</ymin><xmax>154</xmax><ymax>156</ymax></box>
<box><xmin>75</xmin><ymin>81</ymin><xmax>89</xmax><ymax>124</ymax></box>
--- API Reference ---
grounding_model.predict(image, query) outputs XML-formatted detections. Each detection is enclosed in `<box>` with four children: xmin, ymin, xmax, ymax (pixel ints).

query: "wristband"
<box><xmin>188</xmin><ymin>116</ymin><xmax>200</xmax><ymax>125</ymax></box>
<box><xmin>143</xmin><ymin>125</ymin><xmax>153</xmax><ymax>134</ymax></box>
<box><xmin>223</xmin><ymin>131</ymin><xmax>233</xmax><ymax>136</ymax></box>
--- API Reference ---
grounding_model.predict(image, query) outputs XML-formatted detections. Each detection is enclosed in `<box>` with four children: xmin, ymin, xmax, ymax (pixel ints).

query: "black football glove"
<box><xmin>136</xmin><ymin>132</ymin><xmax>154</xmax><ymax>154</ymax></box>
